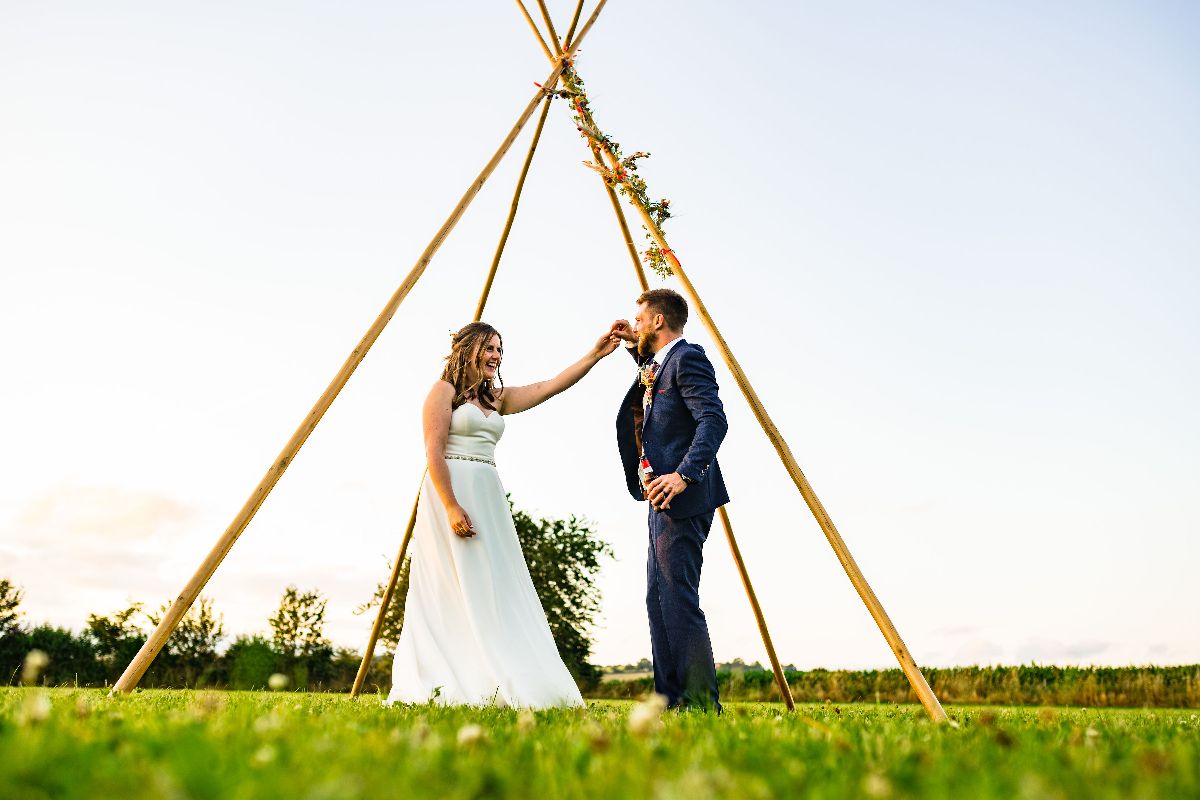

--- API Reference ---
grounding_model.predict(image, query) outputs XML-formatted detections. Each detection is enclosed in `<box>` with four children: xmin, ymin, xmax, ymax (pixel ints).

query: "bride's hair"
<box><xmin>442</xmin><ymin>322</ymin><xmax>503</xmax><ymax>411</ymax></box>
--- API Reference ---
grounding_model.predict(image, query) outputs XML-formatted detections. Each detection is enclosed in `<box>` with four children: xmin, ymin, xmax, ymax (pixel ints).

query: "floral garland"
<box><xmin>544</xmin><ymin>65</ymin><xmax>674</xmax><ymax>278</ymax></box>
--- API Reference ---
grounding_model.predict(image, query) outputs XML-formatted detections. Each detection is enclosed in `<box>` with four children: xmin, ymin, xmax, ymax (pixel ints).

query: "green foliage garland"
<box><xmin>548</xmin><ymin>65</ymin><xmax>674</xmax><ymax>278</ymax></box>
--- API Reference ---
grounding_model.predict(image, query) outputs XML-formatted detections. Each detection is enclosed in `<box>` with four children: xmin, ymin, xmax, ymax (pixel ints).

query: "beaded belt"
<box><xmin>445</xmin><ymin>454</ymin><xmax>496</xmax><ymax>467</ymax></box>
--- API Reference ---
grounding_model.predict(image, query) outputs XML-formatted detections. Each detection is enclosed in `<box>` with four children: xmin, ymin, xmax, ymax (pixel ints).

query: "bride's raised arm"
<box><xmin>498</xmin><ymin>328</ymin><xmax>622</xmax><ymax>415</ymax></box>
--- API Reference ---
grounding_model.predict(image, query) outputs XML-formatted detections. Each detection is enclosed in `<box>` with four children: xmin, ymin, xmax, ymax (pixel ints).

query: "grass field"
<box><xmin>2</xmin><ymin>688</ymin><xmax>1197</xmax><ymax>799</ymax></box>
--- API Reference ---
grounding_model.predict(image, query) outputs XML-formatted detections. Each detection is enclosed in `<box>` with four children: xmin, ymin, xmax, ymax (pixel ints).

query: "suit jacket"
<box><xmin>615</xmin><ymin>340</ymin><xmax>730</xmax><ymax>519</ymax></box>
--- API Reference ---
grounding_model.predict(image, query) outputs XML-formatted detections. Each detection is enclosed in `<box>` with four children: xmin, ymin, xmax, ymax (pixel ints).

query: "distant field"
<box><xmin>2</xmin><ymin>688</ymin><xmax>1198</xmax><ymax>799</ymax></box>
<box><xmin>595</xmin><ymin>665</ymin><xmax>1200</xmax><ymax>708</ymax></box>
<box><xmin>600</xmin><ymin>670</ymin><xmax>653</xmax><ymax>682</ymax></box>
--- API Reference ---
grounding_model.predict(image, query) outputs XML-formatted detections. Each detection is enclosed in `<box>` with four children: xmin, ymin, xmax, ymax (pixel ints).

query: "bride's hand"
<box><xmin>592</xmin><ymin>330</ymin><xmax>622</xmax><ymax>360</ymax></box>
<box><xmin>447</xmin><ymin>504</ymin><xmax>476</xmax><ymax>538</ymax></box>
<box><xmin>609</xmin><ymin>319</ymin><xmax>637</xmax><ymax>343</ymax></box>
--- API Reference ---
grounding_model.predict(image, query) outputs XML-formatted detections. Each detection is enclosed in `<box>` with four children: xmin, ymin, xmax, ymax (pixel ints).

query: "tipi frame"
<box><xmin>111</xmin><ymin>0</ymin><xmax>948</xmax><ymax>723</ymax></box>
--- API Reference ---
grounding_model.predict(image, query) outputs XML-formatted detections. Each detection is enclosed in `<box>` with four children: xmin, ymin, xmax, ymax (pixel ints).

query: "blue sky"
<box><xmin>1</xmin><ymin>1</ymin><xmax>1197</xmax><ymax>669</ymax></box>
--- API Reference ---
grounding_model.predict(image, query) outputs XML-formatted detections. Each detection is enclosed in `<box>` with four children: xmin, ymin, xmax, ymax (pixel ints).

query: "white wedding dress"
<box><xmin>386</xmin><ymin>402</ymin><xmax>585</xmax><ymax>709</ymax></box>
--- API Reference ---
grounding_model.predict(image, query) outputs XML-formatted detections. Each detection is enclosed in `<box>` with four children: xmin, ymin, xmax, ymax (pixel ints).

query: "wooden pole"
<box><xmin>349</xmin><ymin>485</ymin><xmax>421</xmax><ymax>697</ymax></box>
<box><xmin>524</xmin><ymin>15</ymin><xmax>786</xmax><ymax>710</ymax></box>
<box><xmin>574</xmin><ymin>92</ymin><xmax>949</xmax><ymax>723</ymax></box>
<box><xmin>534</xmin><ymin>0</ymin><xmax>563</xmax><ymax>56</ymax></box>
<box><xmin>649</xmin><ymin>218</ymin><xmax>947</xmax><ymax>722</ymax></box>
<box><xmin>474</xmin><ymin>95</ymin><xmax>554</xmax><ymax>321</ymax></box>
<box><xmin>591</xmin><ymin>145</ymin><xmax>649</xmax><ymax>291</ymax></box>
<box><xmin>341</xmin><ymin>1</ymin><xmax>610</xmax><ymax>701</ymax></box>
<box><xmin>562</xmin><ymin>0</ymin><xmax>586</xmax><ymax>49</ymax></box>
<box><xmin>536</xmin><ymin>21</ymin><xmax>772</xmax><ymax>696</ymax></box>
<box><xmin>353</xmin><ymin>92</ymin><xmax>559</xmax><ymax>699</ymax></box>
<box><xmin>590</xmin><ymin>142</ymin><xmax>775</xmax><ymax>705</ymax></box>
<box><xmin>570</xmin><ymin>1</ymin><xmax>608</xmax><ymax>54</ymax></box>
<box><xmin>108</xmin><ymin>31</ymin><xmax>606</xmax><ymax>693</ymax></box>
<box><xmin>524</xmin><ymin>16</ymin><xmax>650</xmax><ymax>292</ymax></box>
<box><xmin>514</xmin><ymin>0</ymin><xmax>554</xmax><ymax>62</ymax></box>
<box><xmin>718</xmin><ymin>507</ymin><xmax>795</xmax><ymax>710</ymax></box>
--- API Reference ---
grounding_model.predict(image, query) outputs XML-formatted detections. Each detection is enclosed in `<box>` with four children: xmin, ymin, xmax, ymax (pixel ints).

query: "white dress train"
<box><xmin>386</xmin><ymin>402</ymin><xmax>585</xmax><ymax>709</ymax></box>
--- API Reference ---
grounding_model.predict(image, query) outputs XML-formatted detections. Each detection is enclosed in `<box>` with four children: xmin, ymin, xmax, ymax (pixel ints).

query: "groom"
<box><xmin>612</xmin><ymin>288</ymin><xmax>729</xmax><ymax>712</ymax></box>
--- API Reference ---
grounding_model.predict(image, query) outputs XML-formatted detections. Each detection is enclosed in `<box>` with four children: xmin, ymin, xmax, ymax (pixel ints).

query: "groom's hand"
<box><xmin>646</xmin><ymin>472</ymin><xmax>688</xmax><ymax>511</ymax></box>
<box><xmin>610</xmin><ymin>319</ymin><xmax>637</xmax><ymax>343</ymax></box>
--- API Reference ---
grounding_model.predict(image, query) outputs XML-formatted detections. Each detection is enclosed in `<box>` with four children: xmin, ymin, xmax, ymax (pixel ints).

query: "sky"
<box><xmin>1</xmin><ymin>1</ymin><xmax>1198</xmax><ymax>672</ymax></box>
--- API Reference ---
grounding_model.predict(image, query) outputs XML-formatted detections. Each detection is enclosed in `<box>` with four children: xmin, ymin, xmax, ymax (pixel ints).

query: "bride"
<box><xmin>386</xmin><ymin>321</ymin><xmax>620</xmax><ymax>709</ymax></box>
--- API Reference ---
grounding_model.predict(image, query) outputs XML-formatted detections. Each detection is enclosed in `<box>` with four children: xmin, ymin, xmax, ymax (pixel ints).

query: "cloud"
<box><xmin>954</xmin><ymin>638</ymin><xmax>1005</xmax><ymax>664</ymax></box>
<box><xmin>934</xmin><ymin>625</ymin><xmax>979</xmax><ymax>637</ymax></box>
<box><xmin>0</xmin><ymin>483</ymin><xmax>201</xmax><ymax>630</ymax></box>
<box><xmin>4</xmin><ymin>482</ymin><xmax>193</xmax><ymax>547</ymax></box>
<box><xmin>0</xmin><ymin>480</ymin><xmax>393</xmax><ymax>648</ymax></box>
<box><xmin>896</xmin><ymin>499</ymin><xmax>938</xmax><ymax>514</ymax></box>
<box><xmin>1063</xmin><ymin>639</ymin><xmax>1110</xmax><ymax>659</ymax></box>
<box><xmin>1016</xmin><ymin>637</ymin><xmax>1111</xmax><ymax>664</ymax></box>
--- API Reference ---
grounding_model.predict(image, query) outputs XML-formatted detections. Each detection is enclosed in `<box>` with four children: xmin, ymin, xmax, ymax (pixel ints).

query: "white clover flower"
<box><xmin>251</xmin><ymin>745</ymin><xmax>277</xmax><ymax>766</ymax></box>
<box><xmin>195</xmin><ymin>692</ymin><xmax>225</xmax><ymax>716</ymax></box>
<box><xmin>18</xmin><ymin>692</ymin><xmax>52</xmax><ymax>725</ymax></box>
<box><xmin>21</xmin><ymin>649</ymin><xmax>49</xmax><ymax>685</ymax></box>
<box><xmin>517</xmin><ymin>710</ymin><xmax>537</xmax><ymax>734</ymax></box>
<box><xmin>456</xmin><ymin>723</ymin><xmax>486</xmax><ymax>747</ymax></box>
<box><xmin>627</xmin><ymin>693</ymin><xmax>668</xmax><ymax>736</ymax></box>
<box><xmin>267</xmin><ymin>673</ymin><xmax>289</xmax><ymax>691</ymax></box>
<box><xmin>584</xmin><ymin>720</ymin><xmax>610</xmax><ymax>752</ymax></box>
<box><xmin>253</xmin><ymin>714</ymin><xmax>284</xmax><ymax>734</ymax></box>
<box><xmin>863</xmin><ymin>773</ymin><xmax>892</xmax><ymax>798</ymax></box>
<box><xmin>74</xmin><ymin>697</ymin><xmax>93</xmax><ymax>719</ymax></box>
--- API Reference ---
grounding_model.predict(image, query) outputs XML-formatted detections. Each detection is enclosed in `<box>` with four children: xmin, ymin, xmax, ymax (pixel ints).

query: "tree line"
<box><xmin>1</xmin><ymin>499</ymin><xmax>612</xmax><ymax>692</ymax></box>
<box><xmin>1</xmin><ymin>579</ymin><xmax>364</xmax><ymax>691</ymax></box>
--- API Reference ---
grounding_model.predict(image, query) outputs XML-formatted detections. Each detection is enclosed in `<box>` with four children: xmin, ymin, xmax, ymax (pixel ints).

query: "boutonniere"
<box><xmin>639</xmin><ymin>362</ymin><xmax>658</xmax><ymax>389</ymax></box>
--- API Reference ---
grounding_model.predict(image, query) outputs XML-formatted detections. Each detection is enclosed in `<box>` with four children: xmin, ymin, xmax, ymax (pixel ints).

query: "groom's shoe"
<box><xmin>669</xmin><ymin>688</ymin><xmax>722</xmax><ymax>715</ymax></box>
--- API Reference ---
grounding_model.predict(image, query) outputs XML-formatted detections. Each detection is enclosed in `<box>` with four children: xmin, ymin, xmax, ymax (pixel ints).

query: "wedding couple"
<box><xmin>386</xmin><ymin>288</ymin><xmax>728</xmax><ymax>712</ymax></box>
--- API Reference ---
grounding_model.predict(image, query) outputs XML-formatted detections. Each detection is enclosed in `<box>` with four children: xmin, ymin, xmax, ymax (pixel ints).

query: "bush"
<box><xmin>4</xmin><ymin>626</ymin><xmax>105</xmax><ymax>687</ymax></box>
<box><xmin>226</xmin><ymin>635</ymin><xmax>278</xmax><ymax>690</ymax></box>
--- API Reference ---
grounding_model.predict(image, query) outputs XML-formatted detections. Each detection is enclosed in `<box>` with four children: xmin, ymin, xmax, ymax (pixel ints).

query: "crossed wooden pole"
<box><xmin>112</xmin><ymin>0</ymin><xmax>946</xmax><ymax>723</ymax></box>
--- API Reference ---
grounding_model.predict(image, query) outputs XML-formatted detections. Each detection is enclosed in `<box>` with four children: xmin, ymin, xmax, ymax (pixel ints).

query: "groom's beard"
<box><xmin>637</xmin><ymin>331</ymin><xmax>655</xmax><ymax>358</ymax></box>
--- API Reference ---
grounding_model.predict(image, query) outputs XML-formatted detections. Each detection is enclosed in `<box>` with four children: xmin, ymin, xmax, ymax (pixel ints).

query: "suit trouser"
<box><xmin>646</xmin><ymin>505</ymin><xmax>721</xmax><ymax>711</ymax></box>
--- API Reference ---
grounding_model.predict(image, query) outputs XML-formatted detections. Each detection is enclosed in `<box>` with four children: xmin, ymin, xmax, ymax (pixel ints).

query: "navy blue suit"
<box><xmin>615</xmin><ymin>340</ymin><xmax>729</xmax><ymax>710</ymax></box>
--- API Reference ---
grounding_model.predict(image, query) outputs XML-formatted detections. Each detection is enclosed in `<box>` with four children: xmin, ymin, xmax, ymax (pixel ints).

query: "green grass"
<box><xmin>2</xmin><ymin>688</ymin><xmax>1197</xmax><ymax>799</ymax></box>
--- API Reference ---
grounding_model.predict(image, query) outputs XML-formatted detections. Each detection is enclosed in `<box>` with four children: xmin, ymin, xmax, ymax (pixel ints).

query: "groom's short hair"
<box><xmin>638</xmin><ymin>288</ymin><xmax>688</xmax><ymax>332</ymax></box>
